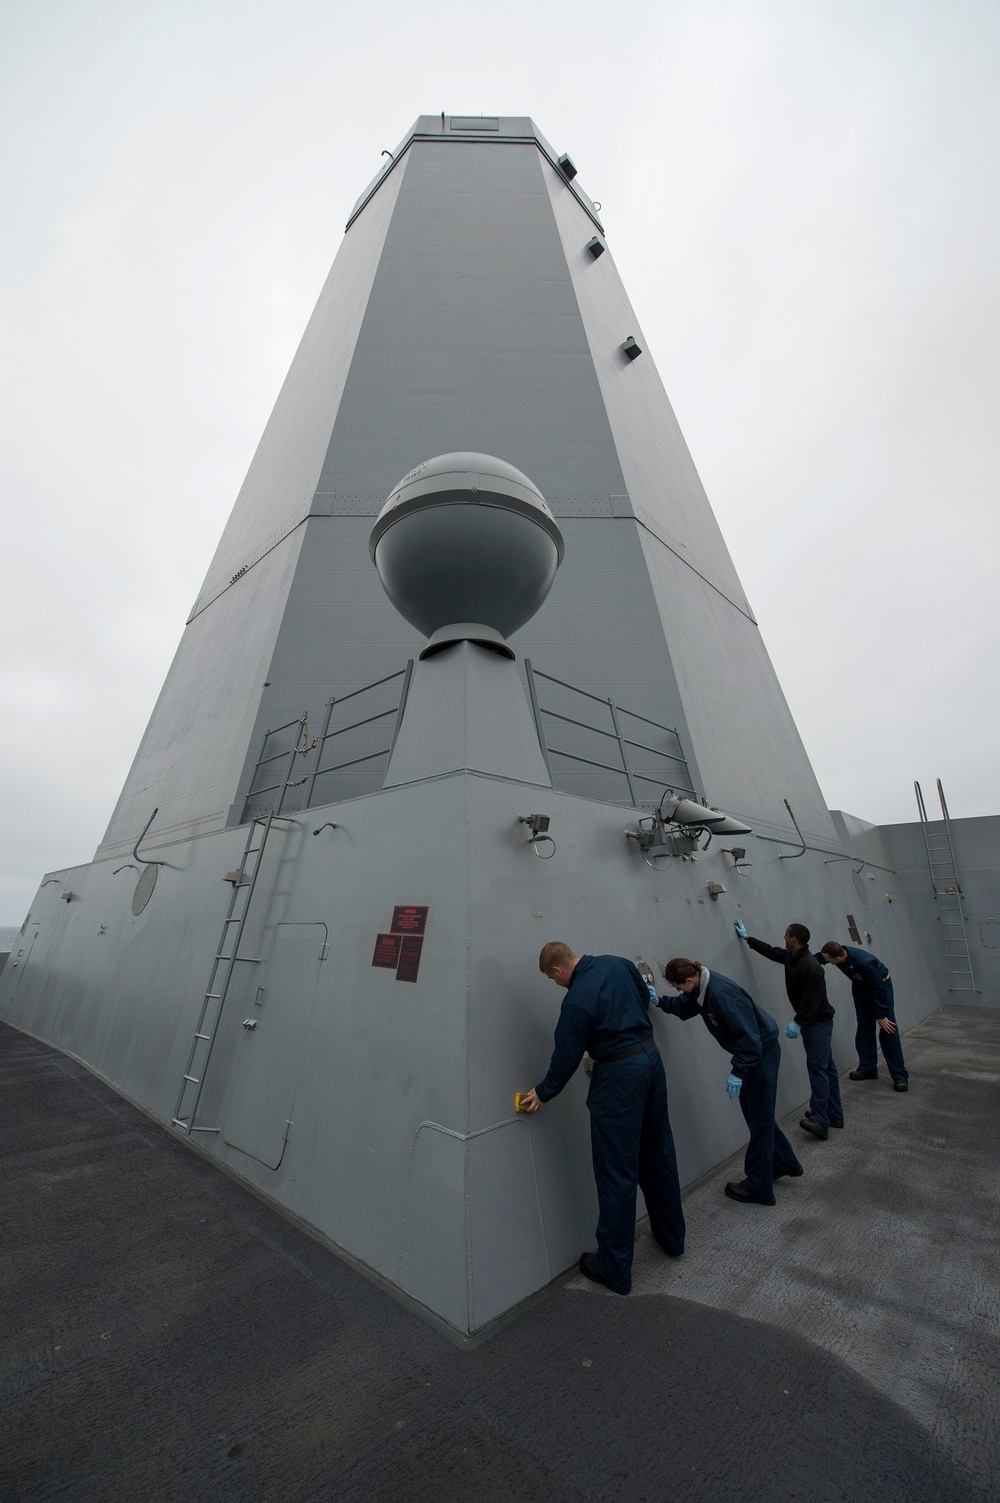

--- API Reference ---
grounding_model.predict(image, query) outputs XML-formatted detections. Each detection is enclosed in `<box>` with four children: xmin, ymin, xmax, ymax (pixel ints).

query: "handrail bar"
<box><xmin>531</xmin><ymin>667</ymin><xmax>683</xmax><ymax>735</ymax></box>
<box><xmin>546</xmin><ymin>747</ymin><xmax>632</xmax><ymax>775</ymax></box>
<box><xmin>260</xmin><ymin>716</ymin><xmax>308</xmax><ymax>738</ymax></box>
<box><xmin>316</xmin><ymin>706</ymin><xmax>398</xmax><ymax>747</ymax></box>
<box><xmin>546</xmin><ymin>743</ymin><xmax>696</xmax><ymax>798</ymax></box>
<box><xmin>310</xmin><ymin>747</ymin><xmax>394</xmax><ymax>777</ymax></box>
<box><xmin>537</xmin><ymin>707</ymin><xmax>620</xmax><ymax>742</ymax></box>
<box><xmin>324</xmin><ymin>669</ymin><xmax>406</xmax><ymax>709</ymax></box>
<box><xmin>536</xmin><ymin>705</ymin><xmax>686</xmax><ymax>762</ymax></box>
<box><xmin>253</xmin><ymin>747</ymin><xmax>300</xmax><ymax>771</ymax></box>
<box><xmin>619</xmin><ymin>737</ymin><xmax>690</xmax><ymax>768</ymax></box>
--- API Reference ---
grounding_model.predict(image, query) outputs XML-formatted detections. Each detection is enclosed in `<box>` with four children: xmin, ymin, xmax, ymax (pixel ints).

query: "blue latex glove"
<box><xmin>734</xmin><ymin>919</ymin><xmax>747</xmax><ymax>940</ymax></box>
<box><xmin>785</xmin><ymin>1021</ymin><xmax>801</xmax><ymax>1040</ymax></box>
<box><xmin>726</xmin><ymin>1074</ymin><xmax>742</xmax><ymax>1100</ymax></box>
<box><xmin>647</xmin><ymin>984</ymin><xmax>659</xmax><ymax>1005</ymax></box>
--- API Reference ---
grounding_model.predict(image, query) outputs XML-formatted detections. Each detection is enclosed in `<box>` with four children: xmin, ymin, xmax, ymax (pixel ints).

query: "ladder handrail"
<box><xmin>915</xmin><ymin>778</ymin><xmax>979</xmax><ymax>993</ymax></box>
<box><xmin>174</xmin><ymin>720</ymin><xmax>312</xmax><ymax>1133</ymax></box>
<box><xmin>936</xmin><ymin>778</ymin><xmax>964</xmax><ymax>896</ymax></box>
<box><xmin>173</xmin><ymin>812</ymin><xmax>276</xmax><ymax>1133</ymax></box>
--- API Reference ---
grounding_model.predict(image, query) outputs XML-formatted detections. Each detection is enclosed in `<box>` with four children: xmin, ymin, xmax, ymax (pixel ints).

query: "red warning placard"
<box><xmin>372</xmin><ymin>933</ymin><xmax>401</xmax><ymax>969</ymax></box>
<box><xmin>391</xmin><ymin>905</ymin><xmax>428</xmax><ymax>936</ymax></box>
<box><xmin>395</xmin><ymin>934</ymin><xmax>424</xmax><ymax>982</ymax></box>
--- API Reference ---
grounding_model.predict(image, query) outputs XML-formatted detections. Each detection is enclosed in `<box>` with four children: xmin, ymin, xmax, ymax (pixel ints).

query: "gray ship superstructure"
<box><xmin>5</xmin><ymin>115</ymin><xmax>994</xmax><ymax>1339</ymax></box>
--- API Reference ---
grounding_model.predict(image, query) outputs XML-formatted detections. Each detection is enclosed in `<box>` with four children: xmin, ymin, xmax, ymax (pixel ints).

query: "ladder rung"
<box><xmin>174</xmin><ymin>809</ymin><xmax>276</xmax><ymax>1129</ymax></box>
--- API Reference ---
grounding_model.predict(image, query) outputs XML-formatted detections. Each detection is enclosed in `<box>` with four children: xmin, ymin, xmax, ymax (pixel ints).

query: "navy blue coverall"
<box><xmin>656</xmin><ymin>970</ymin><xmax>801</xmax><ymax>1202</ymax></box>
<box><xmin>824</xmin><ymin>946</ymin><xmax>908</xmax><ymax>1084</ymax></box>
<box><xmin>746</xmin><ymin>938</ymin><xmax>844</xmax><ymax>1130</ymax></box>
<box><xmin>535</xmin><ymin>954</ymin><xmax>685</xmax><ymax>1291</ymax></box>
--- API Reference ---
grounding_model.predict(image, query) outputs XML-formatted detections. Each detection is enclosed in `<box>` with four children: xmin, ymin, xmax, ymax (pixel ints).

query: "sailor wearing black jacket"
<box><xmin>655</xmin><ymin>960</ymin><xmax>801</xmax><ymax>1205</ymax></box>
<box><xmin>735</xmin><ymin>921</ymin><xmax>844</xmax><ymax>1140</ymax></box>
<box><xmin>819</xmin><ymin>941</ymin><xmax>909</xmax><ymax>1090</ymax></box>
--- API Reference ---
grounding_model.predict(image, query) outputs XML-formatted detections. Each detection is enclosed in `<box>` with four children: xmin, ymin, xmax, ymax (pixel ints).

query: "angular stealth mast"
<box><xmin>3</xmin><ymin>116</ymin><xmax>939</xmax><ymax>1337</ymax></box>
<box><xmin>97</xmin><ymin>113</ymin><xmax>831</xmax><ymax>859</ymax></box>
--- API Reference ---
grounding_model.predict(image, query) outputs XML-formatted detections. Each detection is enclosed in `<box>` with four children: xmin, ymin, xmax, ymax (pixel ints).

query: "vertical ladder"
<box><xmin>173</xmin><ymin>724</ymin><xmax>310</xmax><ymax>1133</ymax></box>
<box><xmin>172</xmin><ymin>812</ymin><xmax>275</xmax><ymax>1134</ymax></box>
<box><xmin>914</xmin><ymin>779</ymin><xmax>979</xmax><ymax>993</ymax></box>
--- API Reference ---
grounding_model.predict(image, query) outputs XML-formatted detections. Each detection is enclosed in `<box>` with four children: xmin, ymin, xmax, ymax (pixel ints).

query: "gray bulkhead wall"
<box><xmin>541</xmin><ymin>161</ymin><xmax>839</xmax><ymax>844</ymax></box>
<box><xmin>877</xmin><ymin>814</ymin><xmax>1000</xmax><ymax>1007</ymax></box>
<box><xmin>5</xmin><ymin>771</ymin><xmax>940</xmax><ymax>1336</ymax></box>
<box><xmin>96</xmin><ymin>158</ymin><xmax>412</xmax><ymax>860</ymax></box>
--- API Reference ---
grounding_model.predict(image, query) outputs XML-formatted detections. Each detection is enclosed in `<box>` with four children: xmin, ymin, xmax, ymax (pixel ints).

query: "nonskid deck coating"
<box><xmin>2</xmin><ymin>1005</ymin><xmax>997</xmax><ymax>1502</ymax></box>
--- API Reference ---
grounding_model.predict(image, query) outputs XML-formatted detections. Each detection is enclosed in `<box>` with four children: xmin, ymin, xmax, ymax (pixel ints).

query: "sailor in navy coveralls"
<box><xmin>656</xmin><ymin>958</ymin><xmax>802</xmax><ymax>1204</ymax></box>
<box><xmin>518</xmin><ymin>942</ymin><xmax>685</xmax><ymax>1295</ymax></box>
<box><xmin>819</xmin><ymin>941</ymin><xmax>909</xmax><ymax>1090</ymax></box>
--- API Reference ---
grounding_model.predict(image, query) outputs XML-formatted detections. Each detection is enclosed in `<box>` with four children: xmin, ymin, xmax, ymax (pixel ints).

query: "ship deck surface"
<box><xmin>3</xmin><ymin>1005</ymin><xmax>997</xmax><ymax>1503</ymax></box>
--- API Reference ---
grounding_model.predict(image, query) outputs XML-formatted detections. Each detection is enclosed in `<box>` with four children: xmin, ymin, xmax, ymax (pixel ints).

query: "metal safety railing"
<box><xmin>524</xmin><ymin>660</ymin><xmax>695</xmax><ymax>809</ymax></box>
<box><xmin>303</xmin><ymin>664</ymin><xmax>413</xmax><ymax>808</ymax></box>
<box><xmin>240</xmin><ymin>667</ymin><xmax>413</xmax><ymax>821</ymax></box>
<box><xmin>241</xmin><ymin>659</ymin><xmax>693</xmax><ymax>817</ymax></box>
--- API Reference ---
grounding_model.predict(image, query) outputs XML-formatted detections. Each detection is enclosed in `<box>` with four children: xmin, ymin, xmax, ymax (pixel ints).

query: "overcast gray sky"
<box><xmin>2</xmin><ymin>0</ymin><xmax>998</xmax><ymax>923</ymax></box>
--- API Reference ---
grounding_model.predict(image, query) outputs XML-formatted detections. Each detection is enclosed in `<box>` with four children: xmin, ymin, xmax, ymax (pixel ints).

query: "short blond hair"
<box><xmin>539</xmin><ymin>941</ymin><xmax>576</xmax><ymax>975</ymax></box>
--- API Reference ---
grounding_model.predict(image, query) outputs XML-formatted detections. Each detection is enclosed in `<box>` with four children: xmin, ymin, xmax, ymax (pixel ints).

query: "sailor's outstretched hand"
<box><xmin>518</xmin><ymin>1087</ymin><xmax>544</xmax><ymax>1113</ymax></box>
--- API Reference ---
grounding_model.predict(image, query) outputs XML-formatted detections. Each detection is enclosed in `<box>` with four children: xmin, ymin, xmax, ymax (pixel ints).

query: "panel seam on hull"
<box><xmin>346</xmin><ymin>133</ymin><xmax>604</xmax><ymax>237</ymax></box>
<box><xmin>634</xmin><ymin>512</ymin><xmax>758</xmax><ymax>623</ymax></box>
<box><xmin>191</xmin><ymin>494</ymin><xmax>754</xmax><ymax>626</ymax></box>
<box><xmin>96</xmin><ymin>808</ymin><xmax>229</xmax><ymax>860</ymax></box>
<box><xmin>187</xmin><ymin>506</ymin><xmax>312</xmax><ymax>623</ymax></box>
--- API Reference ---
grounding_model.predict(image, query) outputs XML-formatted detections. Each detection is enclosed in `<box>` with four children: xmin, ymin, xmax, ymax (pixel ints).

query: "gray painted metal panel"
<box><xmin>467</xmin><ymin>1123</ymin><xmax>558</xmax><ymax>1330</ymax></box>
<box><xmin>641</xmin><ymin>539</ymin><xmax>837</xmax><ymax>838</ymax></box>
<box><xmin>542</xmin><ymin>156</ymin><xmax>753</xmax><ymax>615</ymax></box>
<box><xmin>384</xmin><ymin>642</ymin><xmax>551</xmax><ymax>787</ymax></box>
<box><xmin>398</xmin><ymin>1126</ymin><xmax>470</xmax><ymax>1330</ymax></box>
<box><xmin>320</xmin><ymin>141</ymin><xmax>627</xmax><ymax>500</ymax></box>
<box><xmin>223</xmin><ymin>922</ymin><xmax>327</xmax><ymax>1168</ymax></box>
<box><xmin>98</xmin><ymin>532</ymin><xmax>305</xmax><ymax>856</ymax></box>
<box><xmin>191</xmin><ymin>155</ymin><xmax>411</xmax><ymax>617</ymax></box>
